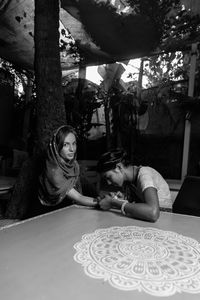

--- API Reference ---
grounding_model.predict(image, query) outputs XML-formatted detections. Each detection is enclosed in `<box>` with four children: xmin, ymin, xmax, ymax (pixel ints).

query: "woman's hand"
<box><xmin>109</xmin><ymin>191</ymin><xmax>124</xmax><ymax>200</ymax></box>
<box><xmin>98</xmin><ymin>194</ymin><xmax>113</xmax><ymax>211</ymax></box>
<box><xmin>67</xmin><ymin>188</ymin><xmax>101</xmax><ymax>208</ymax></box>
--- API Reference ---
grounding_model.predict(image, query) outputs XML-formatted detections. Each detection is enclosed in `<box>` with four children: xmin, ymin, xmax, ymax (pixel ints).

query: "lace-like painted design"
<box><xmin>74</xmin><ymin>226</ymin><xmax>200</xmax><ymax>297</ymax></box>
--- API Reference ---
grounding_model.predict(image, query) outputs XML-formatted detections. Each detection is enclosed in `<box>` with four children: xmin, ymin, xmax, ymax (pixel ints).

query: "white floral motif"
<box><xmin>74</xmin><ymin>226</ymin><xmax>200</xmax><ymax>297</ymax></box>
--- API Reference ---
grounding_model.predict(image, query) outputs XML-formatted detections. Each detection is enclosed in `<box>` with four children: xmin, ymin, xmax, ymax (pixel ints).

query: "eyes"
<box><xmin>104</xmin><ymin>173</ymin><xmax>114</xmax><ymax>184</ymax></box>
<box><xmin>104</xmin><ymin>168</ymin><xmax>121</xmax><ymax>185</ymax></box>
<box><xmin>63</xmin><ymin>141</ymin><xmax>77</xmax><ymax>148</ymax></box>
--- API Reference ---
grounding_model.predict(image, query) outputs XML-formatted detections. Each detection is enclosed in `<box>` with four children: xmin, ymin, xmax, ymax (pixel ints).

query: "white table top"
<box><xmin>0</xmin><ymin>206</ymin><xmax>200</xmax><ymax>300</ymax></box>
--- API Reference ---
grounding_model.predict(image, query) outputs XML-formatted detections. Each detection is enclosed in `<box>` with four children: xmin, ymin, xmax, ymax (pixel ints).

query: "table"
<box><xmin>0</xmin><ymin>206</ymin><xmax>200</xmax><ymax>299</ymax></box>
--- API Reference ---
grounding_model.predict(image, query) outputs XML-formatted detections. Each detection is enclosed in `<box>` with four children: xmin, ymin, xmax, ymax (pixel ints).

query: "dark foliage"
<box><xmin>77</xmin><ymin>0</ymin><xmax>161</xmax><ymax>57</ymax></box>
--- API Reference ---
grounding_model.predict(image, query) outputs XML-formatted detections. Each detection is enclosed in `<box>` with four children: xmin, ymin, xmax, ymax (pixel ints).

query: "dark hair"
<box><xmin>55</xmin><ymin>125</ymin><xmax>77</xmax><ymax>153</ymax></box>
<box><xmin>97</xmin><ymin>149</ymin><xmax>130</xmax><ymax>173</ymax></box>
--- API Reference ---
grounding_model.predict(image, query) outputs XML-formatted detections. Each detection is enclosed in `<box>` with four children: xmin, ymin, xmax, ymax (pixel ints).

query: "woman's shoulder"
<box><xmin>137</xmin><ymin>166</ymin><xmax>164</xmax><ymax>183</ymax></box>
<box><xmin>138</xmin><ymin>166</ymin><xmax>167</xmax><ymax>186</ymax></box>
<box><xmin>139</xmin><ymin>166</ymin><xmax>160</xmax><ymax>174</ymax></box>
<box><xmin>138</xmin><ymin>166</ymin><xmax>153</xmax><ymax>175</ymax></box>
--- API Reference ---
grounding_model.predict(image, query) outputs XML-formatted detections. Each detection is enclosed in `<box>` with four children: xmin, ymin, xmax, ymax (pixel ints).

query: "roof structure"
<box><xmin>0</xmin><ymin>0</ymin><xmax>200</xmax><ymax>71</ymax></box>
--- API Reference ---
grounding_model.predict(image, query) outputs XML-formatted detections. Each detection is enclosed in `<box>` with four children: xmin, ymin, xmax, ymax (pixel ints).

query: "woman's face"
<box><xmin>60</xmin><ymin>132</ymin><xmax>77</xmax><ymax>161</ymax></box>
<box><xmin>103</xmin><ymin>167</ymin><xmax>124</xmax><ymax>187</ymax></box>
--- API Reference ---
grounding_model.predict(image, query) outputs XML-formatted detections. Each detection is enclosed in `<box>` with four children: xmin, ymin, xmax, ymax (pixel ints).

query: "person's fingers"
<box><xmin>117</xmin><ymin>191</ymin><xmax>123</xmax><ymax>198</ymax></box>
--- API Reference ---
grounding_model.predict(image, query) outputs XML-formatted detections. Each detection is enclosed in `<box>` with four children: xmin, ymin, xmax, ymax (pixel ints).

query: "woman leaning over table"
<box><xmin>96</xmin><ymin>149</ymin><xmax>171</xmax><ymax>222</ymax></box>
<box><xmin>38</xmin><ymin>125</ymin><xmax>99</xmax><ymax>210</ymax></box>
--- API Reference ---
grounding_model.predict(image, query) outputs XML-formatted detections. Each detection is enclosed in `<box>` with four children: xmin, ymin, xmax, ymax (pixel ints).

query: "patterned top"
<box><xmin>124</xmin><ymin>166</ymin><xmax>171</xmax><ymax>208</ymax></box>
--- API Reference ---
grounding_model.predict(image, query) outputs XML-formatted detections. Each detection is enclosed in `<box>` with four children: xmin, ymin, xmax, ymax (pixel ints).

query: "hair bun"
<box><xmin>97</xmin><ymin>148</ymin><xmax>128</xmax><ymax>173</ymax></box>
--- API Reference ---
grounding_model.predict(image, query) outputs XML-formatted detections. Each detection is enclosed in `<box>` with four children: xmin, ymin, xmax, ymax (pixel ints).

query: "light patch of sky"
<box><xmin>86</xmin><ymin>58</ymin><xmax>149</xmax><ymax>88</ymax></box>
<box><xmin>121</xmin><ymin>58</ymin><xmax>141</xmax><ymax>82</ymax></box>
<box><xmin>121</xmin><ymin>59</ymin><xmax>149</xmax><ymax>87</ymax></box>
<box><xmin>86</xmin><ymin>65</ymin><xmax>103</xmax><ymax>85</ymax></box>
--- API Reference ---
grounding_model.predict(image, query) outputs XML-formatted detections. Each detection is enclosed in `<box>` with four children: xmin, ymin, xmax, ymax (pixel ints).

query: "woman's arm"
<box><xmin>99</xmin><ymin>187</ymin><xmax>160</xmax><ymax>222</ymax></box>
<box><xmin>66</xmin><ymin>188</ymin><xmax>99</xmax><ymax>208</ymax></box>
<box><xmin>114</xmin><ymin>187</ymin><xmax>160</xmax><ymax>222</ymax></box>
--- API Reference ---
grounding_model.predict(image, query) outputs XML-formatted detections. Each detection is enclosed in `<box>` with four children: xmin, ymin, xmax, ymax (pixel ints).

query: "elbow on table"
<box><xmin>148</xmin><ymin>207</ymin><xmax>160</xmax><ymax>222</ymax></box>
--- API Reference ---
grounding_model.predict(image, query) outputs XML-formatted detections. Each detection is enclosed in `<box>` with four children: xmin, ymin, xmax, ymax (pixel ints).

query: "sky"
<box><xmin>86</xmin><ymin>58</ymin><xmax>149</xmax><ymax>87</ymax></box>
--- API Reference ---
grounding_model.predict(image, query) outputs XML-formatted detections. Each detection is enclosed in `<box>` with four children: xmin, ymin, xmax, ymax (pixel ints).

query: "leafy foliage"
<box><xmin>97</xmin><ymin>80</ymin><xmax>147</xmax><ymax>151</ymax></box>
<box><xmin>64</xmin><ymin>79</ymin><xmax>102</xmax><ymax>139</ymax></box>
<box><xmin>59</xmin><ymin>27</ymin><xmax>82</xmax><ymax>65</ymax></box>
<box><xmin>143</xmin><ymin>52</ymin><xmax>186</xmax><ymax>88</ymax></box>
<box><xmin>0</xmin><ymin>58</ymin><xmax>31</xmax><ymax>95</ymax></box>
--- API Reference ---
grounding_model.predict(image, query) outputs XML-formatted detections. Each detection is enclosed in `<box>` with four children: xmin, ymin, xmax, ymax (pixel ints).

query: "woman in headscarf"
<box><xmin>38</xmin><ymin>125</ymin><xmax>99</xmax><ymax>209</ymax></box>
<box><xmin>97</xmin><ymin>149</ymin><xmax>172</xmax><ymax>222</ymax></box>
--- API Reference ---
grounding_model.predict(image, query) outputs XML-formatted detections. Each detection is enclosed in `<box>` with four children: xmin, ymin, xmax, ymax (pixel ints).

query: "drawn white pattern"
<box><xmin>74</xmin><ymin>226</ymin><xmax>200</xmax><ymax>297</ymax></box>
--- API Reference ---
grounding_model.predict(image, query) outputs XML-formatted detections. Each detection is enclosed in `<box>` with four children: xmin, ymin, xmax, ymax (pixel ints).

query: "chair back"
<box><xmin>172</xmin><ymin>176</ymin><xmax>200</xmax><ymax>216</ymax></box>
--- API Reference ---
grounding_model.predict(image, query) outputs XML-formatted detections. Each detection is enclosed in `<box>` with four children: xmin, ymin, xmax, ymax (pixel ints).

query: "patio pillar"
<box><xmin>181</xmin><ymin>43</ymin><xmax>198</xmax><ymax>180</ymax></box>
<box><xmin>136</xmin><ymin>58</ymin><xmax>144</xmax><ymax>131</ymax></box>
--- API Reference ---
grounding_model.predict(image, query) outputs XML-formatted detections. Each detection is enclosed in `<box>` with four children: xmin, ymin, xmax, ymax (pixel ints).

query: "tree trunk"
<box><xmin>5</xmin><ymin>0</ymin><xmax>66</xmax><ymax>219</ymax></box>
<box><xmin>34</xmin><ymin>0</ymin><xmax>66</xmax><ymax>151</ymax></box>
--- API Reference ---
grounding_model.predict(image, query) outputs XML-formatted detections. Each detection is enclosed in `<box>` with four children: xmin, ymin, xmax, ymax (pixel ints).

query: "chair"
<box><xmin>172</xmin><ymin>176</ymin><xmax>200</xmax><ymax>217</ymax></box>
<box><xmin>0</xmin><ymin>176</ymin><xmax>16</xmax><ymax>217</ymax></box>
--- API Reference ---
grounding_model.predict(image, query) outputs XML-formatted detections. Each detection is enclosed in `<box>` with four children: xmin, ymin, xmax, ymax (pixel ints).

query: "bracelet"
<box><xmin>112</xmin><ymin>191</ymin><xmax>121</xmax><ymax>201</ymax></box>
<box><xmin>121</xmin><ymin>200</ymin><xmax>128</xmax><ymax>215</ymax></box>
<box><xmin>93</xmin><ymin>197</ymin><xmax>100</xmax><ymax>209</ymax></box>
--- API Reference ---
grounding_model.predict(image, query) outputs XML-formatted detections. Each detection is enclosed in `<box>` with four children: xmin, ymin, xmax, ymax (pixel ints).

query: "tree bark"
<box><xmin>5</xmin><ymin>0</ymin><xmax>67</xmax><ymax>219</ymax></box>
<box><xmin>34</xmin><ymin>0</ymin><xmax>66</xmax><ymax>152</ymax></box>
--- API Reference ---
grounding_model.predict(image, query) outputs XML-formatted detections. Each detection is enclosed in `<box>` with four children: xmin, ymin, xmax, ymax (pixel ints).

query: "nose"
<box><xmin>69</xmin><ymin>144</ymin><xmax>74</xmax><ymax>152</ymax></box>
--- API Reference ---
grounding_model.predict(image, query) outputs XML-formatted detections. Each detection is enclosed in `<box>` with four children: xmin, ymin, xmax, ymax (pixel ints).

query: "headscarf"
<box><xmin>38</xmin><ymin>125</ymin><xmax>80</xmax><ymax>206</ymax></box>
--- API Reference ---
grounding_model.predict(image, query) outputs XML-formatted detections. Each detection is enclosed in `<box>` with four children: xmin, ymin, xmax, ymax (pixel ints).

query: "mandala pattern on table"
<box><xmin>73</xmin><ymin>226</ymin><xmax>200</xmax><ymax>297</ymax></box>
